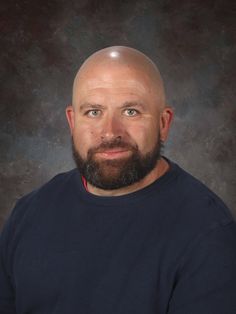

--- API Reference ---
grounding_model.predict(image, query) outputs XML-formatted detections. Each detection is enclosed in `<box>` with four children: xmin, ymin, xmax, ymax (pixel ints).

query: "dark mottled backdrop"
<box><xmin>0</xmin><ymin>0</ymin><xmax>235</xmax><ymax>228</ymax></box>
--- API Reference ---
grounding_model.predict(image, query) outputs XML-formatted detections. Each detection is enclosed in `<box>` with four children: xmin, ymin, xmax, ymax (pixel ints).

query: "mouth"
<box><xmin>94</xmin><ymin>149</ymin><xmax>131</xmax><ymax>160</ymax></box>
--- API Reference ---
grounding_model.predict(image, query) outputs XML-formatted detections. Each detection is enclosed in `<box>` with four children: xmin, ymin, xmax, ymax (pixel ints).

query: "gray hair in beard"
<box><xmin>72</xmin><ymin>135</ymin><xmax>164</xmax><ymax>190</ymax></box>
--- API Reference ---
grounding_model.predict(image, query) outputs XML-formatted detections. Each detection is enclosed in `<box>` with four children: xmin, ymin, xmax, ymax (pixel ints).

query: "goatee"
<box><xmin>72</xmin><ymin>135</ymin><xmax>164</xmax><ymax>190</ymax></box>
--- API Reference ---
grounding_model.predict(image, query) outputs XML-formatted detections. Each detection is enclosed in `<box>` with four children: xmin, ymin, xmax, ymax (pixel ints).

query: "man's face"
<box><xmin>67</xmin><ymin>64</ymin><xmax>166</xmax><ymax>190</ymax></box>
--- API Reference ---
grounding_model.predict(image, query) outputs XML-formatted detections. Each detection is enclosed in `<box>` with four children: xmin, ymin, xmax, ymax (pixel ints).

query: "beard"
<box><xmin>72</xmin><ymin>135</ymin><xmax>164</xmax><ymax>190</ymax></box>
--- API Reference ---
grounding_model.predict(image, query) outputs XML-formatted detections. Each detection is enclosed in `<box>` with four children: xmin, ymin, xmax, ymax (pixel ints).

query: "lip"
<box><xmin>95</xmin><ymin>149</ymin><xmax>131</xmax><ymax>159</ymax></box>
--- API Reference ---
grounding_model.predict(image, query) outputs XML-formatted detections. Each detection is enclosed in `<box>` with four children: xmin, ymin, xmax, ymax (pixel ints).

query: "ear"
<box><xmin>66</xmin><ymin>105</ymin><xmax>75</xmax><ymax>135</ymax></box>
<box><xmin>159</xmin><ymin>106</ymin><xmax>174</xmax><ymax>142</ymax></box>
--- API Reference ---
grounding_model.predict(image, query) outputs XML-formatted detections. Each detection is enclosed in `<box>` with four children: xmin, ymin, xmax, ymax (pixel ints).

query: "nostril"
<box><xmin>101</xmin><ymin>135</ymin><xmax>122</xmax><ymax>143</ymax></box>
<box><xmin>101</xmin><ymin>135</ymin><xmax>120</xmax><ymax>139</ymax></box>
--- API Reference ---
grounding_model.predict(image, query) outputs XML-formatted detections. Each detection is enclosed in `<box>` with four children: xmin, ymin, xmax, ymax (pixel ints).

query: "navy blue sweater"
<box><xmin>0</xmin><ymin>160</ymin><xmax>236</xmax><ymax>313</ymax></box>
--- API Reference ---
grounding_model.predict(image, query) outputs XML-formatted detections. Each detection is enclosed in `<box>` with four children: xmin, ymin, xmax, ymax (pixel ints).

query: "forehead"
<box><xmin>78</xmin><ymin>79</ymin><xmax>149</xmax><ymax>95</ymax></box>
<box><xmin>73</xmin><ymin>63</ymin><xmax>158</xmax><ymax>103</ymax></box>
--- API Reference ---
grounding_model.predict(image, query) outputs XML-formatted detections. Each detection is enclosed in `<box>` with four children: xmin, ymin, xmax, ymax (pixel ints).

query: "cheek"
<box><xmin>128</xmin><ymin>122</ymin><xmax>159</xmax><ymax>152</ymax></box>
<box><xmin>72</xmin><ymin>124</ymin><xmax>99</xmax><ymax>156</ymax></box>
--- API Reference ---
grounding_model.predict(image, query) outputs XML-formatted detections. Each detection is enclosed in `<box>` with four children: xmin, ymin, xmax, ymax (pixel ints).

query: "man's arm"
<box><xmin>168</xmin><ymin>220</ymin><xmax>236</xmax><ymax>314</ymax></box>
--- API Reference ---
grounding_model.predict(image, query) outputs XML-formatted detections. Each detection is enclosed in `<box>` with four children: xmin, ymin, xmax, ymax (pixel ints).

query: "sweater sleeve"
<box><xmin>168</xmin><ymin>220</ymin><xmax>236</xmax><ymax>314</ymax></box>
<box><xmin>0</xmin><ymin>216</ymin><xmax>16</xmax><ymax>314</ymax></box>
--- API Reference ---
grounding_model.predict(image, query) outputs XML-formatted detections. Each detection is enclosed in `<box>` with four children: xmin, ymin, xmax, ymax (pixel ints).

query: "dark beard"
<box><xmin>72</xmin><ymin>136</ymin><xmax>164</xmax><ymax>190</ymax></box>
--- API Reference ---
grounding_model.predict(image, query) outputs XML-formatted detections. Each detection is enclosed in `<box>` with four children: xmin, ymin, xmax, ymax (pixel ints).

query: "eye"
<box><xmin>124</xmin><ymin>109</ymin><xmax>139</xmax><ymax>116</ymax></box>
<box><xmin>86</xmin><ymin>109</ymin><xmax>101</xmax><ymax>117</ymax></box>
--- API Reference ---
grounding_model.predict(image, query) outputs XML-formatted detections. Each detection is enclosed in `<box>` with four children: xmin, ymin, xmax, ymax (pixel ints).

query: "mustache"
<box><xmin>88</xmin><ymin>138</ymin><xmax>138</xmax><ymax>154</ymax></box>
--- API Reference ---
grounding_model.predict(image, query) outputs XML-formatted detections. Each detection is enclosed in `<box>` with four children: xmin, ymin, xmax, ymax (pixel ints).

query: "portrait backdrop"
<box><xmin>0</xmin><ymin>0</ymin><xmax>235</xmax><ymax>228</ymax></box>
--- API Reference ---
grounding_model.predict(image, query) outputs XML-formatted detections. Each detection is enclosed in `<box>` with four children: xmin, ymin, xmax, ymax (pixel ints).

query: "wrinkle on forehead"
<box><xmin>79</xmin><ymin>79</ymin><xmax>148</xmax><ymax>94</ymax></box>
<box><xmin>72</xmin><ymin>46</ymin><xmax>166</xmax><ymax>108</ymax></box>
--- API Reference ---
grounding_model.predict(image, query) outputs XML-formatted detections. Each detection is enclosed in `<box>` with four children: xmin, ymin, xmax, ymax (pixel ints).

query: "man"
<box><xmin>0</xmin><ymin>46</ymin><xmax>236</xmax><ymax>314</ymax></box>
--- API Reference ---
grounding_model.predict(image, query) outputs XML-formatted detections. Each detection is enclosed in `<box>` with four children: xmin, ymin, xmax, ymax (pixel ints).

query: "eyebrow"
<box><xmin>121</xmin><ymin>101</ymin><xmax>146</xmax><ymax>110</ymax></box>
<box><xmin>79</xmin><ymin>103</ymin><xmax>105</xmax><ymax>112</ymax></box>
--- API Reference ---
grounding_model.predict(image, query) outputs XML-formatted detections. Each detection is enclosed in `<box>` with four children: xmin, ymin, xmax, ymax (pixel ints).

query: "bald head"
<box><xmin>72</xmin><ymin>46</ymin><xmax>166</xmax><ymax>110</ymax></box>
<box><xmin>66</xmin><ymin>46</ymin><xmax>173</xmax><ymax>194</ymax></box>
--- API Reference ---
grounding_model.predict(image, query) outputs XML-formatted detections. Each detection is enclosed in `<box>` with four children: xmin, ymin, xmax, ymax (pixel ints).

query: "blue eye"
<box><xmin>124</xmin><ymin>109</ymin><xmax>138</xmax><ymax>116</ymax></box>
<box><xmin>87</xmin><ymin>110</ymin><xmax>101</xmax><ymax>117</ymax></box>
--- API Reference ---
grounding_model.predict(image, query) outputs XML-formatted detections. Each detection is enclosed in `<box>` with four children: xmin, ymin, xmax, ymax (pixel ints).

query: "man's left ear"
<box><xmin>159</xmin><ymin>107</ymin><xmax>174</xmax><ymax>142</ymax></box>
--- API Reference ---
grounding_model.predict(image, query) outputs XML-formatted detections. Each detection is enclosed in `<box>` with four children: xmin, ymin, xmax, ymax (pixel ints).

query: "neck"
<box><xmin>86</xmin><ymin>157</ymin><xmax>170</xmax><ymax>196</ymax></box>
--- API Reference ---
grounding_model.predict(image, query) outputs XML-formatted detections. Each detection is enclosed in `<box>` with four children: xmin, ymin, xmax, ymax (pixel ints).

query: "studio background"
<box><xmin>0</xmin><ymin>0</ymin><xmax>235</xmax><ymax>229</ymax></box>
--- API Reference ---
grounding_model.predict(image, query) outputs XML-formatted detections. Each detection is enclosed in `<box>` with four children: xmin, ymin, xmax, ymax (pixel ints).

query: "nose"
<box><xmin>100</xmin><ymin>114</ymin><xmax>124</xmax><ymax>141</ymax></box>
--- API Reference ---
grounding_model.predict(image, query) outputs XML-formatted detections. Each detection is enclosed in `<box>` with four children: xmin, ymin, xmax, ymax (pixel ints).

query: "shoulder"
<box><xmin>14</xmin><ymin>168</ymin><xmax>77</xmax><ymax>211</ymax></box>
<box><xmin>158</xmin><ymin>160</ymin><xmax>235</xmax><ymax>255</ymax></box>
<box><xmin>160</xmin><ymin>161</ymin><xmax>236</xmax><ymax>285</ymax></box>
<box><xmin>22</xmin><ymin>168</ymin><xmax>77</xmax><ymax>202</ymax></box>
<box><xmin>0</xmin><ymin>169</ymin><xmax>79</xmax><ymax>244</ymax></box>
<box><xmin>168</xmin><ymin>160</ymin><xmax>233</xmax><ymax>222</ymax></box>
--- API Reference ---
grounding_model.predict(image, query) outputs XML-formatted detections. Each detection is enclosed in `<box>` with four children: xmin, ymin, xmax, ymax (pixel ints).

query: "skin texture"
<box><xmin>66</xmin><ymin>46</ymin><xmax>173</xmax><ymax>196</ymax></box>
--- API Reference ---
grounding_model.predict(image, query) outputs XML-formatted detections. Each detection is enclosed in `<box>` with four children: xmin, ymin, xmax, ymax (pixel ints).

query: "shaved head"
<box><xmin>67</xmin><ymin>46</ymin><xmax>173</xmax><ymax>195</ymax></box>
<box><xmin>72</xmin><ymin>46</ymin><xmax>166</xmax><ymax>110</ymax></box>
